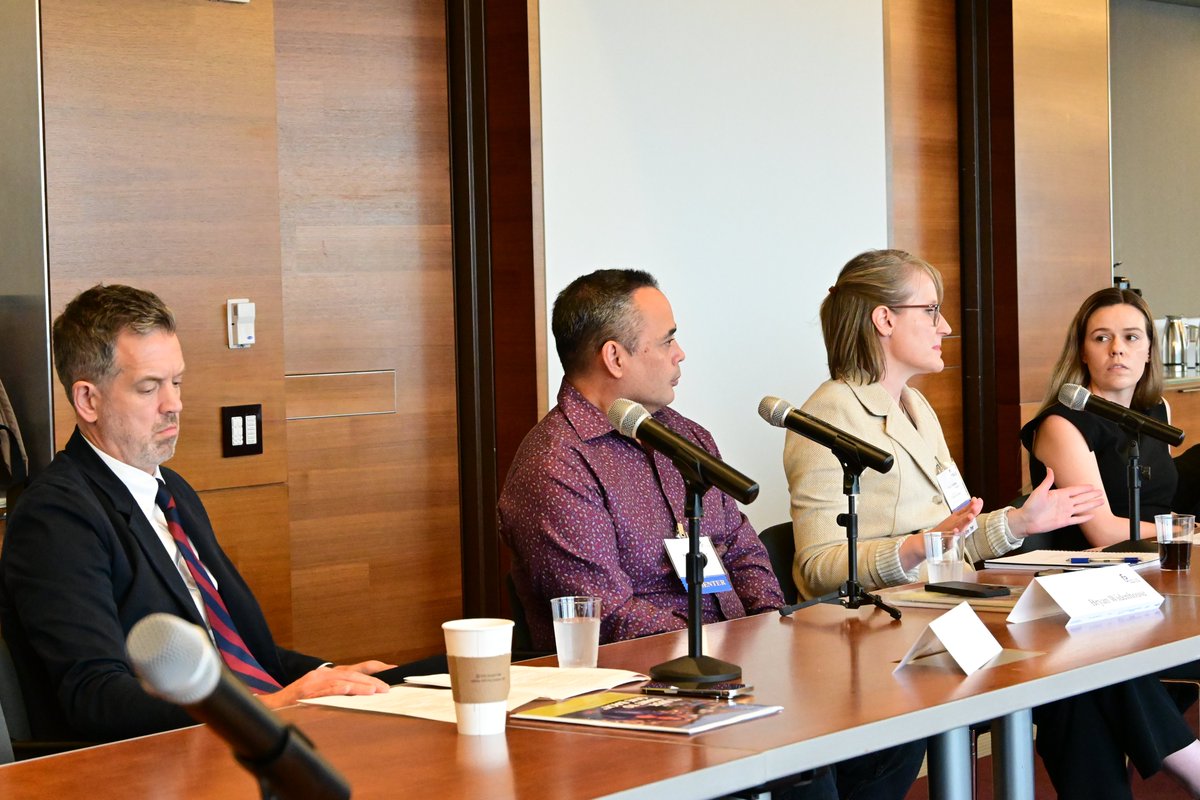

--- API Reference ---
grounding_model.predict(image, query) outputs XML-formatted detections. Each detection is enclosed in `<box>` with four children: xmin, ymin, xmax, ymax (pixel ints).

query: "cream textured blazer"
<box><xmin>784</xmin><ymin>380</ymin><xmax>1018</xmax><ymax>600</ymax></box>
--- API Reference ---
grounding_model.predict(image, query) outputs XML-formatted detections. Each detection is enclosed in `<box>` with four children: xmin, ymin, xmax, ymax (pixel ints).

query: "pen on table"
<box><xmin>1068</xmin><ymin>556</ymin><xmax>1140</xmax><ymax>564</ymax></box>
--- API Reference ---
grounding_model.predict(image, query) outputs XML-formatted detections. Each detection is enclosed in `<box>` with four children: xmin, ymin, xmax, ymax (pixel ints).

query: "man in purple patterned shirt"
<box><xmin>499</xmin><ymin>269</ymin><xmax>784</xmax><ymax>651</ymax></box>
<box><xmin>499</xmin><ymin>270</ymin><xmax>925</xmax><ymax>800</ymax></box>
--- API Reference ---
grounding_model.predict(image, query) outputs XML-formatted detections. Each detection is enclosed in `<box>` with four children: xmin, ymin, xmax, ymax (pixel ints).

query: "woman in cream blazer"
<box><xmin>786</xmin><ymin>250</ymin><xmax>1102</xmax><ymax>600</ymax></box>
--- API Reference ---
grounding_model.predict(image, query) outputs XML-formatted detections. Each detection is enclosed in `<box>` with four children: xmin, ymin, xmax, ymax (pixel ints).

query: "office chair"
<box><xmin>757</xmin><ymin>522</ymin><xmax>799</xmax><ymax>605</ymax></box>
<box><xmin>0</xmin><ymin>636</ymin><xmax>91</xmax><ymax>759</ymax></box>
<box><xmin>0</xmin><ymin>637</ymin><xmax>30</xmax><ymax>762</ymax></box>
<box><xmin>505</xmin><ymin>574</ymin><xmax>552</xmax><ymax>661</ymax></box>
<box><xmin>0</xmin><ymin>692</ymin><xmax>12</xmax><ymax>765</ymax></box>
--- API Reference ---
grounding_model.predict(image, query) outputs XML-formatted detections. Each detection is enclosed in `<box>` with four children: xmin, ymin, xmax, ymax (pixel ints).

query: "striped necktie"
<box><xmin>154</xmin><ymin>480</ymin><xmax>282</xmax><ymax>693</ymax></box>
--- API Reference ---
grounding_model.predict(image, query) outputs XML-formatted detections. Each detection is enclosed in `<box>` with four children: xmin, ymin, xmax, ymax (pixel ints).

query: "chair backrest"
<box><xmin>0</xmin><ymin>636</ymin><xmax>29</xmax><ymax>762</ymax></box>
<box><xmin>505</xmin><ymin>573</ymin><xmax>535</xmax><ymax>654</ymax></box>
<box><xmin>758</xmin><ymin>522</ymin><xmax>799</xmax><ymax>605</ymax></box>
<box><xmin>0</xmin><ymin>703</ymin><xmax>11</xmax><ymax>764</ymax></box>
<box><xmin>0</xmin><ymin>683</ymin><xmax>11</xmax><ymax>764</ymax></box>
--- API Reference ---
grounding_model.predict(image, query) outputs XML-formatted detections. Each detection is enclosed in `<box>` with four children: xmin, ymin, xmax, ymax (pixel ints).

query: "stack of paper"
<box><xmin>301</xmin><ymin>666</ymin><xmax>647</xmax><ymax>723</ymax></box>
<box><xmin>984</xmin><ymin>549</ymin><xmax>1158</xmax><ymax>571</ymax></box>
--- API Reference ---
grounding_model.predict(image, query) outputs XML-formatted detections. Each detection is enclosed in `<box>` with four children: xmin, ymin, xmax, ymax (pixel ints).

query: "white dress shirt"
<box><xmin>82</xmin><ymin>435</ymin><xmax>215</xmax><ymax>624</ymax></box>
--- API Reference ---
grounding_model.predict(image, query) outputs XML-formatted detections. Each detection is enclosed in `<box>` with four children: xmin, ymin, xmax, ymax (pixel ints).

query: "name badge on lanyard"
<box><xmin>935</xmin><ymin>461</ymin><xmax>978</xmax><ymax>536</ymax></box>
<box><xmin>663</xmin><ymin>536</ymin><xmax>732</xmax><ymax>594</ymax></box>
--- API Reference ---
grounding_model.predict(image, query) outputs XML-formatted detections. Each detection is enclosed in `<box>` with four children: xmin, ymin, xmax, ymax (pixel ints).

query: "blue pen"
<box><xmin>1068</xmin><ymin>556</ymin><xmax>1140</xmax><ymax>564</ymax></box>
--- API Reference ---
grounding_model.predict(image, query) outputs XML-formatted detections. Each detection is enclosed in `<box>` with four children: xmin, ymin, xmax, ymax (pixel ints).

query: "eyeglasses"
<box><xmin>889</xmin><ymin>303</ymin><xmax>943</xmax><ymax>326</ymax></box>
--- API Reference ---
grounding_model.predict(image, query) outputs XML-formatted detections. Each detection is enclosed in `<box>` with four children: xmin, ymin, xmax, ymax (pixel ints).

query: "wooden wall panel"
<box><xmin>38</xmin><ymin>0</ymin><xmax>293</xmax><ymax>630</ymax></box>
<box><xmin>200</xmin><ymin>485</ymin><xmax>293</xmax><ymax>646</ymax></box>
<box><xmin>884</xmin><ymin>0</ymin><xmax>964</xmax><ymax>466</ymax></box>
<box><xmin>1012</xmin><ymin>0</ymin><xmax>1113</xmax><ymax>404</ymax></box>
<box><xmin>275</xmin><ymin>0</ymin><xmax>459</xmax><ymax>663</ymax></box>
<box><xmin>41</xmin><ymin>0</ymin><xmax>288</xmax><ymax>493</ymax></box>
<box><xmin>286</xmin><ymin>415</ymin><xmax>461</xmax><ymax>664</ymax></box>
<box><xmin>285</xmin><ymin>371</ymin><xmax>396</xmax><ymax>420</ymax></box>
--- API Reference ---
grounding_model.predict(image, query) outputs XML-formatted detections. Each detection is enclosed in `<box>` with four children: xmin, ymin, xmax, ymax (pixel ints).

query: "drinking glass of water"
<box><xmin>550</xmin><ymin>596</ymin><xmax>601</xmax><ymax>668</ymax></box>
<box><xmin>923</xmin><ymin>531</ymin><xmax>964</xmax><ymax>583</ymax></box>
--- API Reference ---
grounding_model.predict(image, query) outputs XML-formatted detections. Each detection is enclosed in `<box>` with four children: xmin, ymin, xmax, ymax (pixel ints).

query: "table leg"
<box><xmin>991</xmin><ymin>708</ymin><xmax>1034</xmax><ymax>800</ymax></box>
<box><xmin>927</xmin><ymin>727</ymin><xmax>971</xmax><ymax>800</ymax></box>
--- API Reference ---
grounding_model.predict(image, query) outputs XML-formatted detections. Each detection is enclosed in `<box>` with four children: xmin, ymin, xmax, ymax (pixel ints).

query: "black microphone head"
<box><xmin>757</xmin><ymin>396</ymin><xmax>793</xmax><ymax>428</ymax></box>
<box><xmin>608</xmin><ymin>398</ymin><xmax>651</xmax><ymax>438</ymax></box>
<box><xmin>128</xmin><ymin>613</ymin><xmax>221</xmax><ymax>705</ymax></box>
<box><xmin>1059</xmin><ymin>383</ymin><xmax>1090</xmax><ymax>411</ymax></box>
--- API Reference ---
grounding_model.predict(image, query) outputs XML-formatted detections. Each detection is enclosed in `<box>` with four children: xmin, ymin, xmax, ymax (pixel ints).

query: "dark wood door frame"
<box><xmin>447</xmin><ymin>0</ymin><xmax>540</xmax><ymax>618</ymax></box>
<box><xmin>957</xmin><ymin>0</ymin><xmax>1023</xmax><ymax>503</ymax></box>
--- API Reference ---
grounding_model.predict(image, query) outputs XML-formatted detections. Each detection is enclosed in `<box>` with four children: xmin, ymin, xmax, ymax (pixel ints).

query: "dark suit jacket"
<box><xmin>0</xmin><ymin>429</ymin><xmax>323</xmax><ymax>742</ymax></box>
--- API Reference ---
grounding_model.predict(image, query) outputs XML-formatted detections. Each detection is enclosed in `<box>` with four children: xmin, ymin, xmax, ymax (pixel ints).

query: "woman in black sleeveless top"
<box><xmin>1022</xmin><ymin>288</ymin><xmax>1200</xmax><ymax>799</ymax></box>
<box><xmin>1021</xmin><ymin>402</ymin><xmax>1176</xmax><ymax>550</ymax></box>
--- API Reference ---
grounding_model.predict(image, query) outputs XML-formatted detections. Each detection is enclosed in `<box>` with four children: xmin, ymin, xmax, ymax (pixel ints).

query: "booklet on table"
<box><xmin>511</xmin><ymin>691</ymin><xmax>782</xmax><ymax>735</ymax></box>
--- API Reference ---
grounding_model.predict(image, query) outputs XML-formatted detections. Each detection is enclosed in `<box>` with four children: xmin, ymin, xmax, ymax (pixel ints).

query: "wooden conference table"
<box><xmin>3</xmin><ymin>566</ymin><xmax>1200</xmax><ymax>799</ymax></box>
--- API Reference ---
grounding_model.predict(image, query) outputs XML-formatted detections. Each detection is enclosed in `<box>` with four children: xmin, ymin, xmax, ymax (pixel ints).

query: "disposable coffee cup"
<box><xmin>1156</xmin><ymin>513</ymin><xmax>1196</xmax><ymax>571</ymax></box>
<box><xmin>442</xmin><ymin>618</ymin><xmax>514</xmax><ymax>735</ymax></box>
<box><xmin>924</xmin><ymin>531</ymin><xmax>964</xmax><ymax>583</ymax></box>
<box><xmin>550</xmin><ymin>596</ymin><xmax>600</xmax><ymax>668</ymax></box>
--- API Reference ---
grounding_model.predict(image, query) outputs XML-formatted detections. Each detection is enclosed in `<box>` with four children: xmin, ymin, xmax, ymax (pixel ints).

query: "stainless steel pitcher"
<box><xmin>1165</xmin><ymin>315</ymin><xmax>1187</xmax><ymax>367</ymax></box>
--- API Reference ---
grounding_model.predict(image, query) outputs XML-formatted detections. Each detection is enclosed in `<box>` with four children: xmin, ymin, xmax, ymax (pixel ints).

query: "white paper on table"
<box><xmin>1006</xmin><ymin>564</ymin><xmax>1164</xmax><ymax>627</ymax></box>
<box><xmin>300</xmin><ymin>685</ymin><xmax>542</xmax><ymax>723</ymax></box>
<box><xmin>894</xmin><ymin>601</ymin><xmax>1002</xmax><ymax>676</ymax></box>
<box><xmin>403</xmin><ymin>665</ymin><xmax>648</xmax><ymax>702</ymax></box>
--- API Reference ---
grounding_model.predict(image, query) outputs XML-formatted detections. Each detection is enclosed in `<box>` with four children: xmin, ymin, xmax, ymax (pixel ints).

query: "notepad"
<box><xmin>984</xmin><ymin>549</ymin><xmax>1158</xmax><ymax>571</ymax></box>
<box><xmin>879</xmin><ymin>585</ymin><xmax>1024</xmax><ymax>612</ymax></box>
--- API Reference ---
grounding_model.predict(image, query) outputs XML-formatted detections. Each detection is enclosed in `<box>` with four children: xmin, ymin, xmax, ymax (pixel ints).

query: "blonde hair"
<box><xmin>821</xmin><ymin>249</ymin><xmax>944</xmax><ymax>382</ymax></box>
<box><xmin>1039</xmin><ymin>287</ymin><xmax>1163</xmax><ymax>413</ymax></box>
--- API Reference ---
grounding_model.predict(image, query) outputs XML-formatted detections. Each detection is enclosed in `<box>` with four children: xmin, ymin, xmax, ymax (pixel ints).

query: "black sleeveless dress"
<box><xmin>1019</xmin><ymin>402</ymin><xmax>1177</xmax><ymax>550</ymax></box>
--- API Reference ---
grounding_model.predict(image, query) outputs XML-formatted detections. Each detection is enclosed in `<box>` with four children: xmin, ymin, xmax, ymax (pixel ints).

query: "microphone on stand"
<box><xmin>758</xmin><ymin>396</ymin><xmax>894</xmax><ymax>474</ymax></box>
<box><xmin>127</xmin><ymin>613</ymin><xmax>350</xmax><ymax>800</ymax></box>
<box><xmin>1058</xmin><ymin>384</ymin><xmax>1185</xmax><ymax>446</ymax></box>
<box><xmin>606</xmin><ymin>398</ymin><xmax>748</xmax><ymax>682</ymax></box>
<box><xmin>608</xmin><ymin>398</ymin><xmax>759</xmax><ymax>504</ymax></box>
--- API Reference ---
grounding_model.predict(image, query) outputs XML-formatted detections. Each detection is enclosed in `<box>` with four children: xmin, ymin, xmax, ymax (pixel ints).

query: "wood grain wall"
<box><xmin>1012</xmin><ymin>0</ymin><xmax>1113</xmax><ymax>419</ymax></box>
<box><xmin>40</xmin><ymin>0</ymin><xmax>294</xmax><ymax>635</ymax></box>
<box><xmin>274</xmin><ymin>0</ymin><xmax>459</xmax><ymax>664</ymax></box>
<box><xmin>884</xmin><ymin>0</ymin><xmax>964</xmax><ymax>465</ymax></box>
<box><xmin>32</xmin><ymin>0</ymin><xmax>457</xmax><ymax>664</ymax></box>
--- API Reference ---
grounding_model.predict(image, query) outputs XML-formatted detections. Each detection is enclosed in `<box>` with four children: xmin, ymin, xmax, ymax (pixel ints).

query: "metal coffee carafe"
<box><xmin>1165</xmin><ymin>315</ymin><xmax>1187</xmax><ymax>367</ymax></box>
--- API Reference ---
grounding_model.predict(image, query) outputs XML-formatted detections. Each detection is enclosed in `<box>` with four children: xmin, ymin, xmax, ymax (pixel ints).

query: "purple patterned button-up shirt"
<box><xmin>499</xmin><ymin>381</ymin><xmax>784</xmax><ymax>650</ymax></box>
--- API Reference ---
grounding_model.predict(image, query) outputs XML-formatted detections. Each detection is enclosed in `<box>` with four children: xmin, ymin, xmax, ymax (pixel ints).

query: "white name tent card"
<box><xmin>1006</xmin><ymin>564</ymin><xmax>1163</xmax><ymax>627</ymax></box>
<box><xmin>895</xmin><ymin>601</ymin><xmax>1003</xmax><ymax>676</ymax></box>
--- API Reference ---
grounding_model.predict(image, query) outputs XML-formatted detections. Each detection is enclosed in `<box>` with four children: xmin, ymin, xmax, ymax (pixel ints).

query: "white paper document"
<box><xmin>301</xmin><ymin>685</ymin><xmax>539</xmax><ymax>723</ymax></box>
<box><xmin>895</xmin><ymin>601</ymin><xmax>1003</xmax><ymax>676</ymax></box>
<box><xmin>300</xmin><ymin>666</ymin><xmax>648</xmax><ymax>724</ymax></box>
<box><xmin>404</xmin><ymin>665</ymin><xmax>648</xmax><ymax>701</ymax></box>
<box><xmin>1006</xmin><ymin>564</ymin><xmax>1164</xmax><ymax>626</ymax></box>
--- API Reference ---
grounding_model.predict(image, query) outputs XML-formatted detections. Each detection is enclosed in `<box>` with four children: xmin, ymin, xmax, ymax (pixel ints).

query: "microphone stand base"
<box><xmin>1101</xmin><ymin>537</ymin><xmax>1159</xmax><ymax>554</ymax></box>
<box><xmin>649</xmin><ymin>655</ymin><xmax>742</xmax><ymax>684</ymax></box>
<box><xmin>778</xmin><ymin>581</ymin><xmax>901</xmax><ymax>620</ymax></box>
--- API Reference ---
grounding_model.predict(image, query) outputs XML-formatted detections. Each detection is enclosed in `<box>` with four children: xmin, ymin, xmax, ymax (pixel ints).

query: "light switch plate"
<box><xmin>221</xmin><ymin>404</ymin><xmax>263</xmax><ymax>457</ymax></box>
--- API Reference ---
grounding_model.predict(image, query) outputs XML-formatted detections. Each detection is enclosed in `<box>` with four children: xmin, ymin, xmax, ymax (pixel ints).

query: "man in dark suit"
<box><xmin>0</xmin><ymin>284</ymin><xmax>393</xmax><ymax>743</ymax></box>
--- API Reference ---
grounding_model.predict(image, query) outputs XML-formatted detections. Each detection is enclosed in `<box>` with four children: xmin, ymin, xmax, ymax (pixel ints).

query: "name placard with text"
<box><xmin>1006</xmin><ymin>565</ymin><xmax>1163</xmax><ymax>627</ymax></box>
